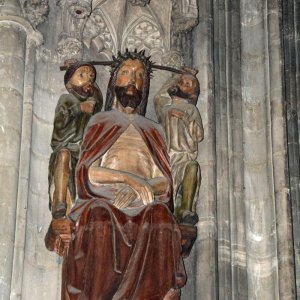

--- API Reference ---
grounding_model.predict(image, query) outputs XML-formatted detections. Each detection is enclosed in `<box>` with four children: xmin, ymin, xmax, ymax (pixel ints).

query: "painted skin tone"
<box><xmin>88</xmin><ymin>59</ymin><xmax>169</xmax><ymax>209</ymax></box>
<box><xmin>52</xmin><ymin>66</ymin><xmax>97</xmax><ymax>219</ymax></box>
<box><xmin>167</xmin><ymin>72</ymin><xmax>203</xmax><ymax>224</ymax></box>
<box><xmin>67</xmin><ymin>65</ymin><xmax>97</xmax><ymax>114</ymax></box>
<box><xmin>114</xmin><ymin>59</ymin><xmax>145</xmax><ymax>114</ymax></box>
<box><xmin>168</xmin><ymin>74</ymin><xmax>199</xmax><ymax>120</ymax></box>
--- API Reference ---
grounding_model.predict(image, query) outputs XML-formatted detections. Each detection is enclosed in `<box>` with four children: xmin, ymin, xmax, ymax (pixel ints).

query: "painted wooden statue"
<box><xmin>48</xmin><ymin>59</ymin><xmax>103</xmax><ymax>219</ymax></box>
<box><xmin>154</xmin><ymin>68</ymin><xmax>204</xmax><ymax>226</ymax></box>
<box><xmin>45</xmin><ymin>51</ymin><xmax>193</xmax><ymax>299</ymax></box>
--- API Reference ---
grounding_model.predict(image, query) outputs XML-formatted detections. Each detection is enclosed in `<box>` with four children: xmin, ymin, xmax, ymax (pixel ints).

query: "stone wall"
<box><xmin>187</xmin><ymin>0</ymin><xmax>298</xmax><ymax>299</ymax></box>
<box><xmin>0</xmin><ymin>0</ymin><xmax>299</xmax><ymax>299</ymax></box>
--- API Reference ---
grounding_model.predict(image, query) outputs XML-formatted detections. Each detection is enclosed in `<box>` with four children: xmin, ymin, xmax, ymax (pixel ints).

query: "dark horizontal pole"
<box><xmin>60</xmin><ymin>61</ymin><xmax>184</xmax><ymax>74</ymax></box>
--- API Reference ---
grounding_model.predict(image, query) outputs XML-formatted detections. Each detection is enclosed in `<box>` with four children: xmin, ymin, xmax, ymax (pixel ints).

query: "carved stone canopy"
<box><xmin>128</xmin><ymin>0</ymin><xmax>151</xmax><ymax>7</ymax></box>
<box><xmin>66</xmin><ymin>0</ymin><xmax>92</xmax><ymax>19</ymax></box>
<box><xmin>22</xmin><ymin>0</ymin><xmax>49</xmax><ymax>28</ymax></box>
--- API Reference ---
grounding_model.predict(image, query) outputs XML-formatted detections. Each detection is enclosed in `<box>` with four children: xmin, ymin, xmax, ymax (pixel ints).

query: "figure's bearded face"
<box><xmin>114</xmin><ymin>85</ymin><xmax>143</xmax><ymax>109</ymax></box>
<box><xmin>67</xmin><ymin>66</ymin><xmax>96</xmax><ymax>98</ymax></box>
<box><xmin>168</xmin><ymin>74</ymin><xmax>199</xmax><ymax>104</ymax></box>
<box><xmin>115</xmin><ymin>59</ymin><xmax>145</xmax><ymax>109</ymax></box>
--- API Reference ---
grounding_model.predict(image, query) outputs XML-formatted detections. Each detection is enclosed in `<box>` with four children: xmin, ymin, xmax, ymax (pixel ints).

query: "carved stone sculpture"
<box><xmin>22</xmin><ymin>0</ymin><xmax>49</xmax><ymax>28</ymax></box>
<box><xmin>128</xmin><ymin>0</ymin><xmax>151</xmax><ymax>7</ymax></box>
<box><xmin>171</xmin><ymin>0</ymin><xmax>198</xmax><ymax>34</ymax></box>
<box><xmin>56</xmin><ymin>36</ymin><xmax>83</xmax><ymax>58</ymax></box>
<box><xmin>154</xmin><ymin>68</ymin><xmax>203</xmax><ymax>225</ymax></box>
<box><xmin>66</xmin><ymin>0</ymin><xmax>92</xmax><ymax>18</ymax></box>
<box><xmin>48</xmin><ymin>59</ymin><xmax>103</xmax><ymax>219</ymax></box>
<box><xmin>45</xmin><ymin>50</ymin><xmax>188</xmax><ymax>299</ymax></box>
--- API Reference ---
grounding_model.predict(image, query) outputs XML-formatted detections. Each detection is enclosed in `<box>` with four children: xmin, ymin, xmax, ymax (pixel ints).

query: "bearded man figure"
<box><xmin>45</xmin><ymin>50</ymin><xmax>186</xmax><ymax>300</ymax></box>
<box><xmin>48</xmin><ymin>60</ymin><xmax>103</xmax><ymax>219</ymax></box>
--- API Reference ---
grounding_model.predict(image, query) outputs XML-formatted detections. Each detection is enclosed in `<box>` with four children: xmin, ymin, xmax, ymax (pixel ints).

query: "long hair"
<box><xmin>105</xmin><ymin>50</ymin><xmax>153</xmax><ymax>116</ymax></box>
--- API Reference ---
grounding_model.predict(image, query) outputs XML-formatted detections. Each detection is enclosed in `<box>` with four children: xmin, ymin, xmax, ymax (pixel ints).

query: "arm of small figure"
<box><xmin>53</xmin><ymin>95</ymin><xmax>82</xmax><ymax>130</ymax></box>
<box><xmin>54</xmin><ymin>95</ymin><xmax>97</xmax><ymax>130</ymax></box>
<box><xmin>188</xmin><ymin>109</ymin><xmax>204</xmax><ymax>142</ymax></box>
<box><xmin>154</xmin><ymin>75</ymin><xmax>179</xmax><ymax>123</ymax></box>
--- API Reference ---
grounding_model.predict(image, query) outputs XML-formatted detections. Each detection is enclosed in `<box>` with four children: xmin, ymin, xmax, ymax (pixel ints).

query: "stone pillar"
<box><xmin>184</xmin><ymin>0</ymin><xmax>217</xmax><ymax>299</ymax></box>
<box><xmin>240</xmin><ymin>1</ymin><xmax>295</xmax><ymax>299</ymax></box>
<box><xmin>0</xmin><ymin>1</ymin><xmax>42</xmax><ymax>298</ymax></box>
<box><xmin>213</xmin><ymin>0</ymin><xmax>247</xmax><ymax>299</ymax></box>
<box><xmin>283</xmin><ymin>0</ymin><xmax>300</xmax><ymax>297</ymax></box>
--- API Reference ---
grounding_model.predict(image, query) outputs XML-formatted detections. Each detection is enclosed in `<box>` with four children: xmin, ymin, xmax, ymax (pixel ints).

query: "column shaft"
<box><xmin>0</xmin><ymin>24</ymin><xmax>26</xmax><ymax>299</ymax></box>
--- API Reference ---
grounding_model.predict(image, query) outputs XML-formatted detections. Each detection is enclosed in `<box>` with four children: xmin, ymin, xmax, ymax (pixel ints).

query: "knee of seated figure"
<box><xmin>186</xmin><ymin>160</ymin><xmax>200</xmax><ymax>174</ymax></box>
<box><xmin>90</xmin><ymin>205</ymin><xmax>112</xmax><ymax>223</ymax></box>
<box><xmin>151</xmin><ymin>203</ymin><xmax>172</xmax><ymax>223</ymax></box>
<box><xmin>185</xmin><ymin>161</ymin><xmax>199</xmax><ymax>177</ymax></box>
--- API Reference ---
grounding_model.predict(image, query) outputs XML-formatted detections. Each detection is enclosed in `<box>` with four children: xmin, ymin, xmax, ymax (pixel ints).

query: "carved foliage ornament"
<box><xmin>83</xmin><ymin>8</ymin><xmax>115</xmax><ymax>54</ymax></box>
<box><xmin>23</xmin><ymin>0</ymin><xmax>49</xmax><ymax>28</ymax></box>
<box><xmin>162</xmin><ymin>50</ymin><xmax>184</xmax><ymax>69</ymax></box>
<box><xmin>128</xmin><ymin>0</ymin><xmax>150</xmax><ymax>7</ymax></box>
<box><xmin>124</xmin><ymin>19</ymin><xmax>163</xmax><ymax>55</ymax></box>
<box><xmin>171</xmin><ymin>0</ymin><xmax>198</xmax><ymax>34</ymax></box>
<box><xmin>57</xmin><ymin>36</ymin><xmax>82</xmax><ymax>58</ymax></box>
<box><xmin>66</xmin><ymin>0</ymin><xmax>92</xmax><ymax>19</ymax></box>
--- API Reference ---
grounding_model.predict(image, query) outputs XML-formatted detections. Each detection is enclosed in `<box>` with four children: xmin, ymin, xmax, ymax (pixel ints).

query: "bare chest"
<box><xmin>100</xmin><ymin>124</ymin><xmax>162</xmax><ymax>179</ymax></box>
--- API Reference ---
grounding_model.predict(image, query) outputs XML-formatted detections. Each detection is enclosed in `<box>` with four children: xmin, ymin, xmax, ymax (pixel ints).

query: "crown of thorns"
<box><xmin>60</xmin><ymin>50</ymin><xmax>192</xmax><ymax>75</ymax></box>
<box><xmin>110</xmin><ymin>49</ymin><xmax>153</xmax><ymax>76</ymax></box>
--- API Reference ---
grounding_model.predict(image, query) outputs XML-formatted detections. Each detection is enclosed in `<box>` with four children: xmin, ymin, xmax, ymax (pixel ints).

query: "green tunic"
<box><xmin>48</xmin><ymin>86</ymin><xmax>103</xmax><ymax>208</ymax></box>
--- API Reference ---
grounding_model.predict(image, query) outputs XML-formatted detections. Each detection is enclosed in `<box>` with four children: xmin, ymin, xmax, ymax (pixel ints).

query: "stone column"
<box><xmin>0</xmin><ymin>1</ymin><xmax>42</xmax><ymax>298</ymax></box>
<box><xmin>184</xmin><ymin>0</ymin><xmax>217</xmax><ymax>299</ymax></box>
<box><xmin>240</xmin><ymin>1</ymin><xmax>295</xmax><ymax>299</ymax></box>
<box><xmin>213</xmin><ymin>0</ymin><xmax>248</xmax><ymax>299</ymax></box>
<box><xmin>283</xmin><ymin>0</ymin><xmax>300</xmax><ymax>297</ymax></box>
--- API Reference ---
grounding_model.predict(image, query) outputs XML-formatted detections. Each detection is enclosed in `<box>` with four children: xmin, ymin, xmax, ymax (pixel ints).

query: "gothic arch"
<box><xmin>121</xmin><ymin>14</ymin><xmax>164</xmax><ymax>59</ymax></box>
<box><xmin>82</xmin><ymin>6</ymin><xmax>117</xmax><ymax>59</ymax></box>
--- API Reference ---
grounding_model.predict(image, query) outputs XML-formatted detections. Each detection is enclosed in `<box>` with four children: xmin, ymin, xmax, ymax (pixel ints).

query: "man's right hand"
<box><xmin>127</xmin><ymin>176</ymin><xmax>154</xmax><ymax>205</ymax></box>
<box><xmin>45</xmin><ymin>218</ymin><xmax>72</xmax><ymax>257</ymax></box>
<box><xmin>80</xmin><ymin>99</ymin><xmax>96</xmax><ymax>114</ymax></box>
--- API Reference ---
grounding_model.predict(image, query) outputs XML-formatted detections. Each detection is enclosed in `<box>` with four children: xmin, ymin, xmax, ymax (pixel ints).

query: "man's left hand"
<box><xmin>114</xmin><ymin>186</ymin><xmax>136</xmax><ymax>209</ymax></box>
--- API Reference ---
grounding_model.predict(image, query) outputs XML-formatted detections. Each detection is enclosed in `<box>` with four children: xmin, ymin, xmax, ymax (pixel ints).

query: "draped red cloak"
<box><xmin>62</xmin><ymin>110</ymin><xmax>186</xmax><ymax>300</ymax></box>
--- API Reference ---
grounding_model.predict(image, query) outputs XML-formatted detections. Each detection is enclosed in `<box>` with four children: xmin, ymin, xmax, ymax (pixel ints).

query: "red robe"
<box><xmin>62</xmin><ymin>110</ymin><xmax>186</xmax><ymax>300</ymax></box>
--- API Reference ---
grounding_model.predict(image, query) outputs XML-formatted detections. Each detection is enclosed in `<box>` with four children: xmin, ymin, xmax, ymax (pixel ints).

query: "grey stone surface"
<box><xmin>0</xmin><ymin>0</ymin><xmax>299</xmax><ymax>299</ymax></box>
<box><xmin>283</xmin><ymin>0</ymin><xmax>300</xmax><ymax>298</ymax></box>
<box><xmin>0</xmin><ymin>20</ymin><xmax>26</xmax><ymax>299</ymax></box>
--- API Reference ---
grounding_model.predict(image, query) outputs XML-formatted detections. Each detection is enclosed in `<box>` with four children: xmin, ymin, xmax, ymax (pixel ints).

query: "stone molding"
<box><xmin>128</xmin><ymin>0</ymin><xmax>151</xmax><ymax>7</ymax></box>
<box><xmin>0</xmin><ymin>15</ymin><xmax>43</xmax><ymax>45</ymax></box>
<box><xmin>56</xmin><ymin>2</ymin><xmax>86</xmax><ymax>58</ymax></box>
<box><xmin>92</xmin><ymin>0</ymin><xmax>108</xmax><ymax>9</ymax></box>
<box><xmin>83</xmin><ymin>7</ymin><xmax>116</xmax><ymax>58</ymax></box>
<box><xmin>171</xmin><ymin>0</ymin><xmax>198</xmax><ymax>34</ymax></box>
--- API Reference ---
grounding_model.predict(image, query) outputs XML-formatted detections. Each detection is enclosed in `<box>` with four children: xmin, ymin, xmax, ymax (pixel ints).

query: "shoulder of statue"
<box><xmin>140</xmin><ymin>115</ymin><xmax>163</xmax><ymax>131</ymax></box>
<box><xmin>136</xmin><ymin>115</ymin><xmax>167</xmax><ymax>146</ymax></box>
<box><xmin>86</xmin><ymin>110</ymin><xmax>124</xmax><ymax>128</ymax></box>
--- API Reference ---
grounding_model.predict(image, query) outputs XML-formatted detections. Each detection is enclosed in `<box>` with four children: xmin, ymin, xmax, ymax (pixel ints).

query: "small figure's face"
<box><xmin>115</xmin><ymin>59</ymin><xmax>145</xmax><ymax>94</ymax></box>
<box><xmin>68</xmin><ymin>66</ymin><xmax>96</xmax><ymax>97</ymax></box>
<box><xmin>177</xmin><ymin>74</ymin><xmax>198</xmax><ymax>99</ymax></box>
<box><xmin>168</xmin><ymin>73</ymin><xmax>199</xmax><ymax>104</ymax></box>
